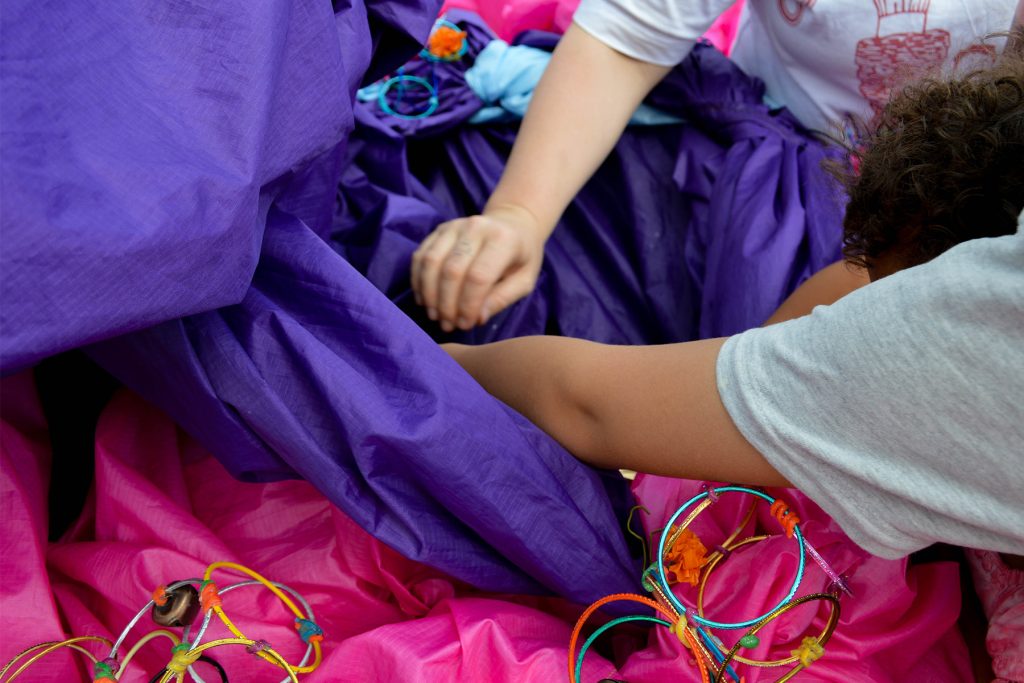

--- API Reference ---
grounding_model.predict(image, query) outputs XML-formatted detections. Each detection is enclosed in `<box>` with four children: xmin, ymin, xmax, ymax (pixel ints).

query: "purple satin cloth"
<box><xmin>0</xmin><ymin>6</ymin><xmax>844</xmax><ymax>601</ymax></box>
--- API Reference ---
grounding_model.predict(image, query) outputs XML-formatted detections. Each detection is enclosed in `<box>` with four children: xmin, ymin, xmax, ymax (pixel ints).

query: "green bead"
<box><xmin>739</xmin><ymin>634</ymin><xmax>760</xmax><ymax>649</ymax></box>
<box><xmin>641</xmin><ymin>565</ymin><xmax>658</xmax><ymax>592</ymax></box>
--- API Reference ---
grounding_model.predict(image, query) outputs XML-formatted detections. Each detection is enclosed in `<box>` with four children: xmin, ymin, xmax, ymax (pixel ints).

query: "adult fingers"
<box><xmin>410</xmin><ymin>230</ymin><xmax>438</xmax><ymax>306</ymax></box>
<box><xmin>412</xmin><ymin>224</ymin><xmax>459</xmax><ymax>320</ymax></box>
<box><xmin>435</xmin><ymin>229</ymin><xmax>485</xmax><ymax>331</ymax></box>
<box><xmin>479</xmin><ymin>266</ymin><xmax>541</xmax><ymax>325</ymax></box>
<box><xmin>455</xmin><ymin>233</ymin><xmax>519</xmax><ymax>329</ymax></box>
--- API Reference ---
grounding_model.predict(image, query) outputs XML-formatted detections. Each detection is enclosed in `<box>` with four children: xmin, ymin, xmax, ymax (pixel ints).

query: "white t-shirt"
<box><xmin>716</xmin><ymin>215</ymin><xmax>1024</xmax><ymax>559</ymax></box>
<box><xmin>573</xmin><ymin>0</ymin><xmax>1015</xmax><ymax>131</ymax></box>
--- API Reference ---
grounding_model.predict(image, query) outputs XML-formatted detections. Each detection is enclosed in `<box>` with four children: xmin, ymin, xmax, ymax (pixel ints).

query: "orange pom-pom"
<box><xmin>428</xmin><ymin>26</ymin><xmax>466</xmax><ymax>60</ymax></box>
<box><xmin>663</xmin><ymin>527</ymin><xmax>707</xmax><ymax>586</ymax></box>
<box><xmin>200</xmin><ymin>581</ymin><xmax>222</xmax><ymax>613</ymax></box>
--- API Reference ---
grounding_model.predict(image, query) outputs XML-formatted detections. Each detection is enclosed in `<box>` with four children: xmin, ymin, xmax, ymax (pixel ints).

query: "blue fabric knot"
<box><xmin>465</xmin><ymin>40</ymin><xmax>682</xmax><ymax>125</ymax></box>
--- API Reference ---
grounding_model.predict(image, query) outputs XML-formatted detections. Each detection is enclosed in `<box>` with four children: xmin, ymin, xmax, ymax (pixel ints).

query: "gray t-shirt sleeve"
<box><xmin>573</xmin><ymin>0</ymin><xmax>735</xmax><ymax>65</ymax></box>
<box><xmin>716</xmin><ymin>228</ymin><xmax>1024</xmax><ymax>558</ymax></box>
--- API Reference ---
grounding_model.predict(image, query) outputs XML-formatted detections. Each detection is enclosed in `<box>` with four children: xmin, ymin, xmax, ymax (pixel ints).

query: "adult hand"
<box><xmin>412</xmin><ymin>204</ymin><xmax>546</xmax><ymax>332</ymax></box>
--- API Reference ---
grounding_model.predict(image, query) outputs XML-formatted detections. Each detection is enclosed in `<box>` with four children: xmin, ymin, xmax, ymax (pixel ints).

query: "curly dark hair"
<box><xmin>839</xmin><ymin>46</ymin><xmax>1024</xmax><ymax>270</ymax></box>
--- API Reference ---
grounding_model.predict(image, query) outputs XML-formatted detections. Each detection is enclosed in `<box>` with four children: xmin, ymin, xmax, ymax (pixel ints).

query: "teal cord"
<box><xmin>574</xmin><ymin>615</ymin><xmax>672</xmax><ymax>683</ymax></box>
<box><xmin>655</xmin><ymin>486</ymin><xmax>806</xmax><ymax>630</ymax></box>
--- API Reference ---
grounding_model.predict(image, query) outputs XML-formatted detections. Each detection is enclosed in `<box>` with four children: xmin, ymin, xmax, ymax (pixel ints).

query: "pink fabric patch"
<box><xmin>439</xmin><ymin>0</ymin><xmax>745</xmax><ymax>56</ymax></box>
<box><xmin>966</xmin><ymin>549</ymin><xmax>1024</xmax><ymax>682</ymax></box>
<box><xmin>1</xmin><ymin>380</ymin><xmax>971</xmax><ymax>681</ymax></box>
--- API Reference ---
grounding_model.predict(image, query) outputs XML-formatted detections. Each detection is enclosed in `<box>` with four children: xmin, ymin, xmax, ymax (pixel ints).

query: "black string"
<box><xmin>147</xmin><ymin>654</ymin><xmax>228</xmax><ymax>683</ymax></box>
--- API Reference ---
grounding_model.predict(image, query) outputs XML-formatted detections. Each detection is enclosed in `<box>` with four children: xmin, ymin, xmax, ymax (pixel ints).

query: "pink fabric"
<box><xmin>966</xmin><ymin>549</ymin><xmax>1024</xmax><ymax>682</ymax></box>
<box><xmin>1</xmin><ymin>380</ymin><xmax>972</xmax><ymax>681</ymax></box>
<box><xmin>439</xmin><ymin>0</ymin><xmax>745</xmax><ymax>56</ymax></box>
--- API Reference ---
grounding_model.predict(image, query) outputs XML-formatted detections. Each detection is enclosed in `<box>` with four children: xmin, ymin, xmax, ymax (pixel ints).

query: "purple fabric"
<box><xmin>86</xmin><ymin>207</ymin><xmax>638</xmax><ymax>599</ymax></box>
<box><xmin>0</xmin><ymin>7</ymin><xmax>843</xmax><ymax>601</ymax></box>
<box><xmin>649</xmin><ymin>46</ymin><xmax>849</xmax><ymax>337</ymax></box>
<box><xmin>345</xmin><ymin>17</ymin><xmax>845</xmax><ymax>343</ymax></box>
<box><xmin>0</xmin><ymin>0</ymin><xmax>434</xmax><ymax>370</ymax></box>
<box><xmin>2</xmin><ymin>4</ymin><xmax>639</xmax><ymax>600</ymax></box>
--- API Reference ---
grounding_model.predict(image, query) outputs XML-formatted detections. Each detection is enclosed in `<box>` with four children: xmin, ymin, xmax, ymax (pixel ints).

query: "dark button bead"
<box><xmin>151</xmin><ymin>584</ymin><xmax>200</xmax><ymax>627</ymax></box>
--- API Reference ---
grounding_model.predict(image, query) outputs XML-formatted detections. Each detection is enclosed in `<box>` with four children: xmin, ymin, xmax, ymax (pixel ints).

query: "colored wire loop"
<box><xmin>0</xmin><ymin>636</ymin><xmax>111</xmax><ymax>682</ymax></box>
<box><xmin>569</xmin><ymin>485</ymin><xmax>846</xmax><ymax>683</ymax></box>
<box><xmin>3</xmin><ymin>561</ymin><xmax>320</xmax><ymax>683</ymax></box>
<box><xmin>696</xmin><ymin>536</ymin><xmax>839</xmax><ymax>668</ymax></box>
<box><xmin>377</xmin><ymin>74</ymin><xmax>439</xmax><ymax>120</ymax></box>
<box><xmin>201</xmin><ymin>561</ymin><xmax>323</xmax><ymax>676</ymax></box>
<box><xmin>156</xmin><ymin>638</ymin><xmax>298</xmax><ymax>683</ymax></box>
<box><xmin>183</xmin><ymin>578</ymin><xmax>317</xmax><ymax>683</ymax></box>
<box><xmin>656</xmin><ymin>486</ymin><xmax>807</xmax><ymax>630</ymax></box>
<box><xmin>567</xmin><ymin>593</ymin><xmax>709</xmax><ymax>683</ymax></box>
<box><xmin>712</xmin><ymin>593</ymin><xmax>840</xmax><ymax>683</ymax></box>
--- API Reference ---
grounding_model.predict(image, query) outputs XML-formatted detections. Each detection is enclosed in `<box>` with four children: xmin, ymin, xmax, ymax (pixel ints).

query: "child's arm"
<box><xmin>444</xmin><ymin>263</ymin><xmax>870</xmax><ymax>484</ymax></box>
<box><xmin>763</xmin><ymin>261</ymin><xmax>869</xmax><ymax>326</ymax></box>
<box><xmin>445</xmin><ymin>336</ymin><xmax>790</xmax><ymax>486</ymax></box>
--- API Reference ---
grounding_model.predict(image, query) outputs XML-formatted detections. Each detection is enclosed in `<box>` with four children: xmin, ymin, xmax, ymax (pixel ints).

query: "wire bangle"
<box><xmin>377</xmin><ymin>73</ymin><xmax>439</xmax><ymax>120</ymax></box>
<box><xmin>156</xmin><ymin>638</ymin><xmax>299</xmax><ymax>683</ymax></box>
<box><xmin>696</xmin><ymin>535</ymin><xmax>838</xmax><ymax>668</ymax></box>
<box><xmin>571</xmin><ymin>484</ymin><xmax>847</xmax><ymax>682</ymax></box>
<box><xmin>713</xmin><ymin>593</ymin><xmax>841</xmax><ymax>683</ymax></box>
<box><xmin>656</xmin><ymin>486</ymin><xmax>806</xmax><ymax>629</ymax></box>
<box><xmin>3</xmin><ymin>562</ymin><xmax>322</xmax><ymax>683</ymax></box>
<box><xmin>200</xmin><ymin>562</ymin><xmax>322</xmax><ymax>676</ymax></box>
<box><xmin>0</xmin><ymin>636</ymin><xmax>111</xmax><ymax>682</ymax></box>
<box><xmin>573</xmin><ymin>615</ymin><xmax>672</xmax><ymax>683</ymax></box>
<box><xmin>117</xmin><ymin>630</ymin><xmax>180</xmax><ymax>678</ymax></box>
<box><xmin>184</xmin><ymin>579</ymin><xmax>316</xmax><ymax>683</ymax></box>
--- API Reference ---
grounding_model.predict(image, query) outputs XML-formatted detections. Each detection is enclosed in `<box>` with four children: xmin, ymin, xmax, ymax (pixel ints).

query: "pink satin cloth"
<box><xmin>1</xmin><ymin>375</ymin><xmax>972</xmax><ymax>681</ymax></box>
<box><xmin>439</xmin><ymin>0</ymin><xmax>745</xmax><ymax>55</ymax></box>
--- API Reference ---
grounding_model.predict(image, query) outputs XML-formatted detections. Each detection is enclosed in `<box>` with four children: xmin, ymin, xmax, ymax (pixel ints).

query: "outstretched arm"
<box><xmin>445</xmin><ymin>336</ymin><xmax>790</xmax><ymax>486</ymax></box>
<box><xmin>444</xmin><ymin>262</ymin><xmax>871</xmax><ymax>483</ymax></box>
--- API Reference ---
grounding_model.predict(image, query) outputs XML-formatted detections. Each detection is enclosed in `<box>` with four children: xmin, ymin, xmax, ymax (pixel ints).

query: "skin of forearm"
<box><xmin>484</xmin><ymin>23</ymin><xmax>672</xmax><ymax>236</ymax></box>
<box><xmin>762</xmin><ymin>261</ymin><xmax>870</xmax><ymax>325</ymax></box>
<box><xmin>447</xmin><ymin>337</ymin><xmax>789</xmax><ymax>486</ymax></box>
<box><xmin>451</xmin><ymin>337</ymin><xmax>595</xmax><ymax>452</ymax></box>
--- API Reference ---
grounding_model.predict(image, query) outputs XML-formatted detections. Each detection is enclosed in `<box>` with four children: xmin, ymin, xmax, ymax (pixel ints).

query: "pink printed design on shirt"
<box><xmin>855</xmin><ymin>0</ymin><xmax>950</xmax><ymax>120</ymax></box>
<box><xmin>777</xmin><ymin>0</ymin><xmax>817</xmax><ymax>26</ymax></box>
<box><xmin>953</xmin><ymin>43</ymin><xmax>998</xmax><ymax>70</ymax></box>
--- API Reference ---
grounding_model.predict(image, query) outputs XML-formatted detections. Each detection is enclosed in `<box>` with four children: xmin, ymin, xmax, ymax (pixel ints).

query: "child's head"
<box><xmin>840</xmin><ymin>48</ymin><xmax>1024</xmax><ymax>279</ymax></box>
